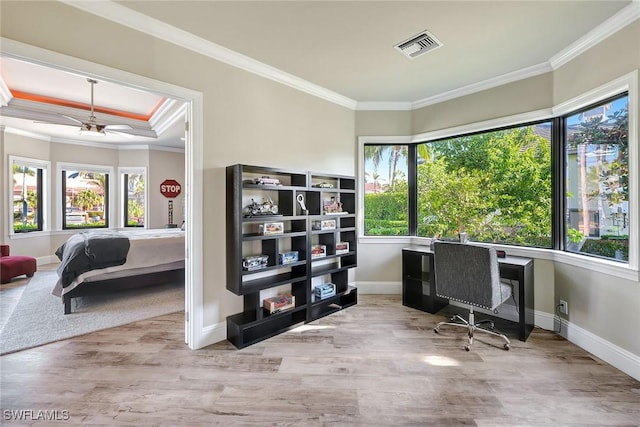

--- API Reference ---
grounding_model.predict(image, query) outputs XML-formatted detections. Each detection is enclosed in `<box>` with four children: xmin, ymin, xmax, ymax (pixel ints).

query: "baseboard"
<box><xmin>558</xmin><ymin>317</ymin><xmax>640</xmax><ymax>381</ymax></box>
<box><xmin>38</xmin><ymin>255</ymin><xmax>58</xmax><ymax>266</ymax></box>
<box><xmin>193</xmin><ymin>321</ymin><xmax>227</xmax><ymax>349</ymax></box>
<box><xmin>534</xmin><ymin>309</ymin><xmax>556</xmax><ymax>331</ymax></box>
<box><xmin>356</xmin><ymin>281</ymin><xmax>401</xmax><ymax>294</ymax></box>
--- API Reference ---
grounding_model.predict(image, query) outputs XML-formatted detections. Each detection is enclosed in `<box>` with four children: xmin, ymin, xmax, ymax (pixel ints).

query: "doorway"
<box><xmin>1</xmin><ymin>39</ymin><xmax>203</xmax><ymax>348</ymax></box>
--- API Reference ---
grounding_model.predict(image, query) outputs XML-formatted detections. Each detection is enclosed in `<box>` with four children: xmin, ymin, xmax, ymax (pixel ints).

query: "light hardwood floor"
<box><xmin>1</xmin><ymin>295</ymin><xmax>638</xmax><ymax>426</ymax></box>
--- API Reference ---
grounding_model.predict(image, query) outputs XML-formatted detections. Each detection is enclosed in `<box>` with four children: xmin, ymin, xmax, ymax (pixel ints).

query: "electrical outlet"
<box><xmin>559</xmin><ymin>299</ymin><xmax>568</xmax><ymax>315</ymax></box>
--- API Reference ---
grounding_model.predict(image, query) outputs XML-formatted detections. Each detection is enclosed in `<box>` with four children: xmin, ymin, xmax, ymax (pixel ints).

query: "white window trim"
<box><xmin>118</xmin><ymin>167</ymin><xmax>148</xmax><ymax>229</ymax></box>
<box><xmin>358</xmin><ymin>71</ymin><xmax>638</xmax><ymax>281</ymax></box>
<box><xmin>56</xmin><ymin>161</ymin><xmax>115</xmax><ymax>231</ymax></box>
<box><xmin>8</xmin><ymin>155</ymin><xmax>51</xmax><ymax>236</ymax></box>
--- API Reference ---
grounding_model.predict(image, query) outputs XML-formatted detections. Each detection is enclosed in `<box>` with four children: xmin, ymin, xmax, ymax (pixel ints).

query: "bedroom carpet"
<box><xmin>0</xmin><ymin>269</ymin><xmax>184</xmax><ymax>355</ymax></box>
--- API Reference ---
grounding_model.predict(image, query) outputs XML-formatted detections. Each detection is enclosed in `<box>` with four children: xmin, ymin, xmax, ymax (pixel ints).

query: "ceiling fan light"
<box><xmin>79</xmin><ymin>123</ymin><xmax>106</xmax><ymax>136</ymax></box>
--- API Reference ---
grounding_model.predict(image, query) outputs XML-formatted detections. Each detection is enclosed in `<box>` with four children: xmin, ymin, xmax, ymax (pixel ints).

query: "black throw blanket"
<box><xmin>55</xmin><ymin>231</ymin><xmax>131</xmax><ymax>288</ymax></box>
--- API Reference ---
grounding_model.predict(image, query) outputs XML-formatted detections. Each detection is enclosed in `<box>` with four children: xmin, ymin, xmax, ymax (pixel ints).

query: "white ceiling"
<box><xmin>118</xmin><ymin>0</ymin><xmax>633</xmax><ymax>103</ymax></box>
<box><xmin>0</xmin><ymin>57</ymin><xmax>187</xmax><ymax>148</ymax></box>
<box><xmin>0</xmin><ymin>0</ymin><xmax>635</xmax><ymax>146</ymax></box>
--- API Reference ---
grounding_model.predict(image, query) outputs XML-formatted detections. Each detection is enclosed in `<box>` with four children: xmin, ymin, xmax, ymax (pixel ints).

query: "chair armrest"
<box><xmin>1</xmin><ymin>245</ymin><xmax>9</xmax><ymax>257</ymax></box>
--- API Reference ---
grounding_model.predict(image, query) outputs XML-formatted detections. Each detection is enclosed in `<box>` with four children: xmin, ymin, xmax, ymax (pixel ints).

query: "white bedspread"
<box><xmin>52</xmin><ymin>230</ymin><xmax>185</xmax><ymax>297</ymax></box>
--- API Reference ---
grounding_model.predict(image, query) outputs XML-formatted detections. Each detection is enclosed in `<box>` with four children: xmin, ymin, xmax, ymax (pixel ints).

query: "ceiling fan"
<box><xmin>37</xmin><ymin>78</ymin><xmax>134</xmax><ymax>137</ymax></box>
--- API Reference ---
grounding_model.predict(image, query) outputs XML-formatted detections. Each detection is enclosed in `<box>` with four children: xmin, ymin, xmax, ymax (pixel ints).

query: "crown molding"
<box><xmin>356</xmin><ymin>101</ymin><xmax>413</xmax><ymax>111</ymax></box>
<box><xmin>60</xmin><ymin>0</ymin><xmax>357</xmax><ymax>110</ymax></box>
<box><xmin>2</xmin><ymin>125</ymin><xmax>52</xmax><ymax>142</ymax></box>
<box><xmin>150</xmin><ymin>98</ymin><xmax>186</xmax><ymax>136</ymax></box>
<box><xmin>411</xmin><ymin>62</ymin><xmax>553</xmax><ymax>111</ymax></box>
<box><xmin>0</xmin><ymin>75</ymin><xmax>12</xmax><ymax>107</ymax></box>
<box><xmin>550</xmin><ymin>1</ymin><xmax>640</xmax><ymax>70</ymax></box>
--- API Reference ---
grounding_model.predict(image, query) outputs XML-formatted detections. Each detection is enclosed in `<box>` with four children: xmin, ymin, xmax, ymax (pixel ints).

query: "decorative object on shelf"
<box><xmin>278</xmin><ymin>251</ymin><xmax>299</xmax><ymax>265</ymax></box>
<box><xmin>244</xmin><ymin>197</ymin><xmax>279</xmax><ymax>217</ymax></box>
<box><xmin>259</xmin><ymin>222</ymin><xmax>284</xmax><ymax>235</ymax></box>
<box><xmin>253</xmin><ymin>176</ymin><xmax>281</xmax><ymax>186</ymax></box>
<box><xmin>311</xmin><ymin>244</ymin><xmax>327</xmax><ymax>259</ymax></box>
<box><xmin>263</xmin><ymin>294</ymin><xmax>295</xmax><ymax>314</ymax></box>
<box><xmin>314</xmin><ymin>283</ymin><xmax>336</xmax><ymax>300</ymax></box>
<box><xmin>296</xmin><ymin>194</ymin><xmax>308</xmax><ymax>215</ymax></box>
<box><xmin>313</xmin><ymin>182</ymin><xmax>334</xmax><ymax>188</ymax></box>
<box><xmin>312</xmin><ymin>219</ymin><xmax>336</xmax><ymax>231</ymax></box>
<box><xmin>242</xmin><ymin>255</ymin><xmax>269</xmax><ymax>271</ymax></box>
<box><xmin>335</xmin><ymin>241</ymin><xmax>349</xmax><ymax>254</ymax></box>
<box><xmin>323</xmin><ymin>196</ymin><xmax>344</xmax><ymax>214</ymax></box>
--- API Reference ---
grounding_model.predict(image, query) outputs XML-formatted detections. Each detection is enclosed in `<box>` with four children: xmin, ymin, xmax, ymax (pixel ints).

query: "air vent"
<box><xmin>394</xmin><ymin>30</ymin><xmax>443</xmax><ymax>59</ymax></box>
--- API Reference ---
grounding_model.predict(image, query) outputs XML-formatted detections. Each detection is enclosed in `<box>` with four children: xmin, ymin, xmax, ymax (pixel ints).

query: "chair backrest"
<box><xmin>433</xmin><ymin>241</ymin><xmax>503</xmax><ymax>310</ymax></box>
<box><xmin>1</xmin><ymin>245</ymin><xmax>9</xmax><ymax>257</ymax></box>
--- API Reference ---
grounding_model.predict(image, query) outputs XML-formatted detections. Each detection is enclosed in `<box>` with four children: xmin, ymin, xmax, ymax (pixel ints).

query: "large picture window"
<box><xmin>11</xmin><ymin>157</ymin><xmax>48</xmax><ymax>233</ymax></box>
<box><xmin>565</xmin><ymin>94</ymin><xmax>629</xmax><ymax>262</ymax></box>
<box><xmin>363</xmin><ymin>144</ymin><xmax>409</xmax><ymax>236</ymax></box>
<box><xmin>417</xmin><ymin>123</ymin><xmax>552</xmax><ymax>247</ymax></box>
<box><xmin>122</xmin><ymin>169</ymin><xmax>146</xmax><ymax>227</ymax></box>
<box><xmin>61</xmin><ymin>168</ymin><xmax>109</xmax><ymax>229</ymax></box>
<box><xmin>361</xmin><ymin>88</ymin><xmax>632</xmax><ymax>265</ymax></box>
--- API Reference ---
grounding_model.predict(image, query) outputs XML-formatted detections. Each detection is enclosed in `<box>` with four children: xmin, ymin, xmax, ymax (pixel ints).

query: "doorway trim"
<box><xmin>1</xmin><ymin>38</ymin><xmax>205</xmax><ymax>349</ymax></box>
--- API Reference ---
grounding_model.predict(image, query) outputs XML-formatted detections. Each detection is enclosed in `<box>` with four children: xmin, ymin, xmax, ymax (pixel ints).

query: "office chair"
<box><xmin>433</xmin><ymin>241</ymin><xmax>512</xmax><ymax>351</ymax></box>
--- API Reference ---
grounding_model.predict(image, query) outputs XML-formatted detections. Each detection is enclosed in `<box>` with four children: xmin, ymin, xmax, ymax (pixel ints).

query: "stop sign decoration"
<box><xmin>160</xmin><ymin>179</ymin><xmax>182</xmax><ymax>198</ymax></box>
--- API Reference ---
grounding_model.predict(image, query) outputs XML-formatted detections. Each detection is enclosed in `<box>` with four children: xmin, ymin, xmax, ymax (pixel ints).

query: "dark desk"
<box><xmin>402</xmin><ymin>246</ymin><xmax>534</xmax><ymax>341</ymax></box>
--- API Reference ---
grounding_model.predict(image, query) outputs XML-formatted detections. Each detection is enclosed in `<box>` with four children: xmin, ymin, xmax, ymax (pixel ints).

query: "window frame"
<box><xmin>358</xmin><ymin>71</ymin><xmax>638</xmax><ymax>280</ymax></box>
<box><xmin>57</xmin><ymin>162</ymin><xmax>114</xmax><ymax>231</ymax></box>
<box><xmin>8</xmin><ymin>156</ymin><xmax>50</xmax><ymax>235</ymax></box>
<box><xmin>119</xmin><ymin>166</ymin><xmax>148</xmax><ymax>228</ymax></box>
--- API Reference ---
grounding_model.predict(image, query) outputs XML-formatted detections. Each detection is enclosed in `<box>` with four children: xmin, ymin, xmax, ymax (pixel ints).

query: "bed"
<box><xmin>52</xmin><ymin>229</ymin><xmax>185</xmax><ymax>314</ymax></box>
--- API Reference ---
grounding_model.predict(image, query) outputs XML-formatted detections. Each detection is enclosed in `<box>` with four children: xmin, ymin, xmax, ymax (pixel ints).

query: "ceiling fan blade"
<box><xmin>34</xmin><ymin>114</ymin><xmax>84</xmax><ymax>127</ymax></box>
<box><xmin>61</xmin><ymin>115</ymin><xmax>84</xmax><ymax>125</ymax></box>
<box><xmin>34</xmin><ymin>120</ymin><xmax>75</xmax><ymax>126</ymax></box>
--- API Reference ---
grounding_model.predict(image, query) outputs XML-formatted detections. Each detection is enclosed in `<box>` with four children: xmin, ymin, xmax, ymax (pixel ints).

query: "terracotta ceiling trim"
<box><xmin>11</xmin><ymin>90</ymin><xmax>155</xmax><ymax>122</ymax></box>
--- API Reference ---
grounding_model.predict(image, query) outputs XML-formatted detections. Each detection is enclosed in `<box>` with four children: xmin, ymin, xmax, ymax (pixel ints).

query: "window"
<box><xmin>564</xmin><ymin>94</ymin><xmax>629</xmax><ymax>262</ymax></box>
<box><xmin>122</xmin><ymin>169</ymin><xmax>146</xmax><ymax>227</ymax></box>
<box><xmin>61</xmin><ymin>167</ymin><xmax>110</xmax><ymax>229</ymax></box>
<box><xmin>417</xmin><ymin>123</ymin><xmax>552</xmax><ymax>247</ymax></box>
<box><xmin>10</xmin><ymin>157</ymin><xmax>48</xmax><ymax>233</ymax></box>
<box><xmin>363</xmin><ymin>144</ymin><xmax>409</xmax><ymax>235</ymax></box>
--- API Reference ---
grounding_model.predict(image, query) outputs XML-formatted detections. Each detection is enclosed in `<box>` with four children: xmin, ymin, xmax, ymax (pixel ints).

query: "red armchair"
<box><xmin>1</xmin><ymin>245</ymin><xmax>37</xmax><ymax>284</ymax></box>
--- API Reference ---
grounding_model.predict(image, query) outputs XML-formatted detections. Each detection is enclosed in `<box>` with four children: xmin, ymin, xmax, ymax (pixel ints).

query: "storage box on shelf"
<box><xmin>226</xmin><ymin>164</ymin><xmax>357</xmax><ymax>348</ymax></box>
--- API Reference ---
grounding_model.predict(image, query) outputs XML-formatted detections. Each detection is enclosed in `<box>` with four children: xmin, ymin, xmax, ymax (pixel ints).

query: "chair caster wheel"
<box><xmin>504</xmin><ymin>344</ymin><xmax>510</xmax><ymax>351</ymax></box>
<box><xmin>464</xmin><ymin>345</ymin><xmax>470</xmax><ymax>351</ymax></box>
